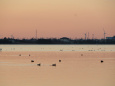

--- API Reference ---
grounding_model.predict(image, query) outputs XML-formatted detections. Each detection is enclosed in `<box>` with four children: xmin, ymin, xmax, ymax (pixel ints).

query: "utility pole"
<box><xmin>92</xmin><ymin>34</ymin><xmax>94</xmax><ymax>40</ymax></box>
<box><xmin>88</xmin><ymin>32</ymin><xmax>89</xmax><ymax>39</ymax></box>
<box><xmin>103</xmin><ymin>28</ymin><xmax>106</xmax><ymax>39</ymax></box>
<box><xmin>85</xmin><ymin>33</ymin><xmax>87</xmax><ymax>40</ymax></box>
<box><xmin>36</xmin><ymin>29</ymin><xmax>37</xmax><ymax>39</ymax></box>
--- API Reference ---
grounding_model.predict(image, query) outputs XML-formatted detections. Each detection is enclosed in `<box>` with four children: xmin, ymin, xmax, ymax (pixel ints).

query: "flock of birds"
<box><xmin>30</xmin><ymin>59</ymin><xmax>60</xmax><ymax>66</ymax></box>
<box><xmin>31</xmin><ymin>59</ymin><xmax>61</xmax><ymax>66</ymax></box>
<box><xmin>19</xmin><ymin>54</ymin><xmax>62</xmax><ymax>66</ymax></box>
<box><xmin>1</xmin><ymin>47</ymin><xmax>105</xmax><ymax>66</ymax></box>
<box><xmin>19</xmin><ymin>53</ymin><xmax>104</xmax><ymax>67</ymax></box>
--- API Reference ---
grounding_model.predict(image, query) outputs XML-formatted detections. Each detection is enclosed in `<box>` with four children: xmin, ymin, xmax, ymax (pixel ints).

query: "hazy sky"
<box><xmin>0</xmin><ymin>0</ymin><xmax>115</xmax><ymax>39</ymax></box>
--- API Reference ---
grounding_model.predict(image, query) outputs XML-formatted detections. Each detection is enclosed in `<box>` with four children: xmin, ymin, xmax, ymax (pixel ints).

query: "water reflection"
<box><xmin>0</xmin><ymin>45</ymin><xmax>115</xmax><ymax>86</ymax></box>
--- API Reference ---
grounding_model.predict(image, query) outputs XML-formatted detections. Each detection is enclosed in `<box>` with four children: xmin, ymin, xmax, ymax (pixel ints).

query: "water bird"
<box><xmin>37</xmin><ymin>63</ymin><xmax>41</xmax><ymax>66</ymax></box>
<box><xmin>101</xmin><ymin>60</ymin><xmax>104</xmax><ymax>63</ymax></box>
<box><xmin>81</xmin><ymin>54</ymin><xmax>83</xmax><ymax>56</ymax></box>
<box><xmin>29</xmin><ymin>54</ymin><xmax>30</xmax><ymax>56</ymax></box>
<box><xmin>31</xmin><ymin>60</ymin><xmax>34</xmax><ymax>62</ymax></box>
<box><xmin>19</xmin><ymin>54</ymin><xmax>21</xmax><ymax>56</ymax></box>
<box><xmin>59</xmin><ymin>60</ymin><xmax>61</xmax><ymax>62</ymax></box>
<box><xmin>52</xmin><ymin>64</ymin><xmax>56</xmax><ymax>66</ymax></box>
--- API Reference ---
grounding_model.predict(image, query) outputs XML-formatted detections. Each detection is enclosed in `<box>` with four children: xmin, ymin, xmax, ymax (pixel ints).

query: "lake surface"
<box><xmin>0</xmin><ymin>45</ymin><xmax>115</xmax><ymax>86</ymax></box>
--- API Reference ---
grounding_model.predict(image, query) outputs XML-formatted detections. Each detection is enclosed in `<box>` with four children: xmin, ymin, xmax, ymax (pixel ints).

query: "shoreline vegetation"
<box><xmin>0</xmin><ymin>36</ymin><xmax>115</xmax><ymax>44</ymax></box>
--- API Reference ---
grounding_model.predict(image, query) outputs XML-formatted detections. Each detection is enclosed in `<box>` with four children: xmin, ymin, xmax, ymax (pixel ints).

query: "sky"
<box><xmin>0</xmin><ymin>0</ymin><xmax>115</xmax><ymax>39</ymax></box>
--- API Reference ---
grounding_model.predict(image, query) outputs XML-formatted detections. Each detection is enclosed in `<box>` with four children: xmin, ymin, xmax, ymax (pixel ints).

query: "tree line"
<box><xmin>0</xmin><ymin>37</ymin><xmax>115</xmax><ymax>44</ymax></box>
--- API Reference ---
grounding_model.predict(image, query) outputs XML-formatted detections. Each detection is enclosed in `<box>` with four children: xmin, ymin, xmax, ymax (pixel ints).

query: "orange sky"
<box><xmin>0</xmin><ymin>0</ymin><xmax>115</xmax><ymax>39</ymax></box>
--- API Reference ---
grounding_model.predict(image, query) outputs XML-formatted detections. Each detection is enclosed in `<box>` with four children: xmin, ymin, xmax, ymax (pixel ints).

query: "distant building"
<box><xmin>106</xmin><ymin>36</ymin><xmax>115</xmax><ymax>40</ymax></box>
<box><xmin>60</xmin><ymin>37</ymin><xmax>70</xmax><ymax>42</ymax></box>
<box><xmin>106</xmin><ymin>37</ymin><xmax>113</xmax><ymax>39</ymax></box>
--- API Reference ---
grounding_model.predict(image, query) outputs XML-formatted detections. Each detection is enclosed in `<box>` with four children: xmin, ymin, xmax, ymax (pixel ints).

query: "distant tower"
<box><xmin>92</xmin><ymin>34</ymin><xmax>94</xmax><ymax>39</ymax></box>
<box><xmin>36</xmin><ymin>29</ymin><xmax>37</xmax><ymax>39</ymax></box>
<box><xmin>88</xmin><ymin>32</ymin><xmax>89</xmax><ymax>39</ymax></box>
<box><xmin>103</xmin><ymin>29</ymin><xmax>106</xmax><ymax>39</ymax></box>
<box><xmin>85</xmin><ymin>33</ymin><xmax>87</xmax><ymax>40</ymax></box>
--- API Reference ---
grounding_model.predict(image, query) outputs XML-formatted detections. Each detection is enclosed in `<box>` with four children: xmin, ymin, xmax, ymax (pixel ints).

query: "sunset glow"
<box><xmin>0</xmin><ymin>0</ymin><xmax>115</xmax><ymax>39</ymax></box>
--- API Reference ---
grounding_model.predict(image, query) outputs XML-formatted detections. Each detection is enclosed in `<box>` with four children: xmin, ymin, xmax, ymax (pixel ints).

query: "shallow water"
<box><xmin>0</xmin><ymin>44</ymin><xmax>115</xmax><ymax>51</ymax></box>
<box><xmin>0</xmin><ymin>45</ymin><xmax>115</xmax><ymax>86</ymax></box>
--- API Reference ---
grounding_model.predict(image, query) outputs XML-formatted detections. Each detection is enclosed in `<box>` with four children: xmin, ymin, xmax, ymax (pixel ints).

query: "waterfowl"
<box><xmin>59</xmin><ymin>60</ymin><xmax>61</xmax><ymax>62</ymax></box>
<box><xmin>37</xmin><ymin>63</ymin><xmax>41</xmax><ymax>66</ymax></box>
<box><xmin>101</xmin><ymin>60</ymin><xmax>104</xmax><ymax>63</ymax></box>
<box><xmin>52</xmin><ymin>64</ymin><xmax>56</xmax><ymax>66</ymax></box>
<box><xmin>31</xmin><ymin>60</ymin><xmax>34</xmax><ymax>62</ymax></box>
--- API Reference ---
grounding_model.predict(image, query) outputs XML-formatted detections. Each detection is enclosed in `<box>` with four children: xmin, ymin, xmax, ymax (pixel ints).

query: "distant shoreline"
<box><xmin>0</xmin><ymin>44</ymin><xmax>115</xmax><ymax>45</ymax></box>
<box><xmin>0</xmin><ymin>37</ymin><xmax>115</xmax><ymax>44</ymax></box>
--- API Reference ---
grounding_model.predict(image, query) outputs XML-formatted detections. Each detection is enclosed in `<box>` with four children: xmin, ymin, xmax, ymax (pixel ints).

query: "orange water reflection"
<box><xmin>0</xmin><ymin>47</ymin><xmax>115</xmax><ymax>86</ymax></box>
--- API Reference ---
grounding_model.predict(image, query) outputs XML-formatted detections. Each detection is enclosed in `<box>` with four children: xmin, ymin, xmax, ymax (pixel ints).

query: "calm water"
<box><xmin>0</xmin><ymin>45</ymin><xmax>115</xmax><ymax>86</ymax></box>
